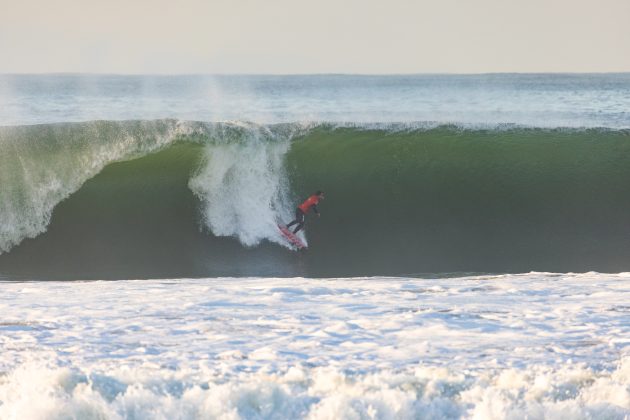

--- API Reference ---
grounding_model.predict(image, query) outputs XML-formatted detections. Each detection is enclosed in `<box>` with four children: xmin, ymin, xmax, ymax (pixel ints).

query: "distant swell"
<box><xmin>1</xmin><ymin>120</ymin><xmax>630</xmax><ymax>279</ymax></box>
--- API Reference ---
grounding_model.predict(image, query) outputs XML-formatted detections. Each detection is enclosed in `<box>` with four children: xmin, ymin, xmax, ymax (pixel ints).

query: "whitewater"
<box><xmin>1</xmin><ymin>274</ymin><xmax>629</xmax><ymax>419</ymax></box>
<box><xmin>1</xmin><ymin>74</ymin><xmax>630</xmax><ymax>418</ymax></box>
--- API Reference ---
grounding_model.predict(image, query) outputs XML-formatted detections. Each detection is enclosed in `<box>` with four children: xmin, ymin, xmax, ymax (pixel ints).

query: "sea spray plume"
<box><xmin>189</xmin><ymin>121</ymin><xmax>296</xmax><ymax>247</ymax></box>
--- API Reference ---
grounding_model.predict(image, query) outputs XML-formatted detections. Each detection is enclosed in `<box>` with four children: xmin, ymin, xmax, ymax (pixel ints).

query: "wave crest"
<box><xmin>0</xmin><ymin>120</ymin><xmax>302</xmax><ymax>255</ymax></box>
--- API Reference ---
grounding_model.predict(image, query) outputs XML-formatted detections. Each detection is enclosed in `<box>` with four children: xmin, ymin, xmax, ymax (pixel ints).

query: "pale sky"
<box><xmin>1</xmin><ymin>0</ymin><xmax>629</xmax><ymax>74</ymax></box>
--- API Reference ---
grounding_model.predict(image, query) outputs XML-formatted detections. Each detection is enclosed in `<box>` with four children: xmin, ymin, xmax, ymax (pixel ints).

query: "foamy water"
<box><xmin>1</xmin><ymin>273</ymin><xmax>629</xmax><ymax>419</ymax></box>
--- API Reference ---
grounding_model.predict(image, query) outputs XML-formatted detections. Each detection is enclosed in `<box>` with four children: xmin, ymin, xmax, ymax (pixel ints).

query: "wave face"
<box><xmin>1</xmin><ymin>120</ymin><xmax>630</xmax><ymax>279</ymax></box>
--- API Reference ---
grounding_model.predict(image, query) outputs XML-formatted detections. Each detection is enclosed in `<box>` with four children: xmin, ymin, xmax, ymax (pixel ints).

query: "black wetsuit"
<box><xmin>286</xmin><ymin>204</ymin><xmax>319</xmax><ymax>234</ymax></box>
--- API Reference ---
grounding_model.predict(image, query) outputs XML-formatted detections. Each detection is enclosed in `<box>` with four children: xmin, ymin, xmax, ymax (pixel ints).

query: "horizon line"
<box><xmin>2</xmin><ymin>71</ymin><xmax>630</xmax><ymax>77</ymax></box>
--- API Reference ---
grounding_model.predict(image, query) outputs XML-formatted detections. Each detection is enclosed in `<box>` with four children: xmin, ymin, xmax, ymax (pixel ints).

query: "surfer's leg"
<box><xmin>288</xmin><ymin>208</ymin><xmax>304</xmax><ymax>229</ymax></box>
<box><xmin>293</xmin><ymin>222</ymin><xmax>304</xmax><ymax>234</ymax></box>
<box><xmin>286</xmin><ymin>208</ymin><xmax>302</xmax><ymax>228</ymax></box>
<box><xmin>292</xmin><ymin>211</ymin><xmax>305</xmax><ymax>233</ymax></box>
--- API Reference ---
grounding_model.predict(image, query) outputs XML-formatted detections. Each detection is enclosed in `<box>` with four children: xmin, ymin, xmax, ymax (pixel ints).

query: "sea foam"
<box><xmin>1</xmin><ymin>273</ymin><xmax>629</xmax><ymax>419</ymax></box>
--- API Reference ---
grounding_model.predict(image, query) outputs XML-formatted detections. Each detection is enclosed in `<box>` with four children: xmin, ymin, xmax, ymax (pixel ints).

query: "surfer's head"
<box><xmin>316</xmin><ymin>190</ymin><xmax>325</xmax><ymax>199</ymax></box>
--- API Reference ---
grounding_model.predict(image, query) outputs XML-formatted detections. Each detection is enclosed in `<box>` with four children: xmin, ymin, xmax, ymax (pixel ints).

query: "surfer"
<box><xmin>286</xmin><ymin>191</ymin><xmax>325</xmax><ymax>234</ymax></box>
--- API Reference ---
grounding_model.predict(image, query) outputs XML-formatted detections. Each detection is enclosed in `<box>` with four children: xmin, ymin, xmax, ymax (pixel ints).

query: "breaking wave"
<box><xmin>1</xmin><ymin>120</ymin><xmax>630</xmax><ymax>279</ymax></box>
<box><xmin>2</xmin><ymin>358</ymin><xmax>629</xmax><ymax>419</ymax></box>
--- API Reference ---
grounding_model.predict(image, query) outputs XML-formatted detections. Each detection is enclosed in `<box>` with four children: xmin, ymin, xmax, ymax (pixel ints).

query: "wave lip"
<box><xmin>0</xmin><ymin>120</ymin><xmax>187</xmax><ymax>253</ymax></box>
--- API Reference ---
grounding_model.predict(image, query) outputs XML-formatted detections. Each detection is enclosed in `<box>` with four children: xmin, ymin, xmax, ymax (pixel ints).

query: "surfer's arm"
<box><xmin>312</xmin><ymin>204</ymin><xmax>320</xmax><ymax>215</ymax></box>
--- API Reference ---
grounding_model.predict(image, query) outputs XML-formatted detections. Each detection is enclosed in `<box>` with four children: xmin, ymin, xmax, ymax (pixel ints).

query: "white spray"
<box><xmin>189</xmin><ymin>122</ymin><xmax>298</xmax><ymax>247</ymax></box>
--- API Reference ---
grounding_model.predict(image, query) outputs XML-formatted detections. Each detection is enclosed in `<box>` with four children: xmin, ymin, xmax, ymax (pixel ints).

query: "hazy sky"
<box><xmin>2</xmin><ymin>0</ymin><xmax>629</xmax><ymax>74</ymax></box>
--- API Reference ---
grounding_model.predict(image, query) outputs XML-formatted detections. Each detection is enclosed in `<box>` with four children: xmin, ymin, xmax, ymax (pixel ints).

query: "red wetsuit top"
<box><xmin>298</xmin><ymin>195</ymin><xmax>320</xmax><ymax>214</ymax></box>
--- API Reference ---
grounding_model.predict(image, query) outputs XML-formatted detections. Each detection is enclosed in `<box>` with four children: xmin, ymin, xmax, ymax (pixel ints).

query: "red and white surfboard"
<box><xmin>277</xmin><ymin>224</ymin><xmax>307</xmax><ymax>250</ymax></box>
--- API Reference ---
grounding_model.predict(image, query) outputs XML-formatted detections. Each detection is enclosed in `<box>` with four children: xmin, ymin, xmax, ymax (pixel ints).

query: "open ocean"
<box><xmin>1</xmin><ymin>74</ymin><xmax>629</xmax><ymax>419</ymax></box>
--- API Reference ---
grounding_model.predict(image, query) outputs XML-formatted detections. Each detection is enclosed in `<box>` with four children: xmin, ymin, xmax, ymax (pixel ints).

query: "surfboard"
<box><xmin>277</xmin><ymin>224</ymin><xmax>307</xmax><ymax>250</ymax></box>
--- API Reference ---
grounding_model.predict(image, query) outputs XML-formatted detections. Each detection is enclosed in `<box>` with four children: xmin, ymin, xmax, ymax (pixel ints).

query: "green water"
<box><xmin>2</xmin><ymin>123</ymin><xmax>630</xmax><ymax>279</ymax></box>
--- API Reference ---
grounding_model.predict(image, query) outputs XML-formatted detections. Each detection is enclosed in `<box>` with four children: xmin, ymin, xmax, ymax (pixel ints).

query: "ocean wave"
<box><xmin>0</xmin><ymin>120</ymin><xmax>304</xmax><ymax>256</ymax></box>
<box><xmin>1</xmin><ymin>120</ymin><xmax>630</xmax><ymax>278</ymax></box>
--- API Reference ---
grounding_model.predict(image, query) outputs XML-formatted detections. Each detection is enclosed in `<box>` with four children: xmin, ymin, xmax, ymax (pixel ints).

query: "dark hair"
<box><xmin>316</xmin><ymin>190</ymin><xmax>324</xmax><ymax>195</ymax></box>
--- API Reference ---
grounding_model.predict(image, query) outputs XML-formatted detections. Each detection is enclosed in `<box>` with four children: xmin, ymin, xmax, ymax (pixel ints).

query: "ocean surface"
<box><xmin>1</xmin><ymin>274</ymin><xmax>629</xmax><ymax>419</ymax></box>
<box><xmin>1</xmin><ymin>74</ymin><xmax>629</xmax><ymax>418</ymax></box>
<box><xmin>1</xmin><ymin>74</ymin><xmax>630</xmax><ymax>279</ymax></box>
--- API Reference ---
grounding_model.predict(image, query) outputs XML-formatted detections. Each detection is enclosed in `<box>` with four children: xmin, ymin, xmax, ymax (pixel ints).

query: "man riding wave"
<box><xmin>286</xmin><ymin>190</ymin><xmax>325</xmax><ymax>234</ymax></box>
